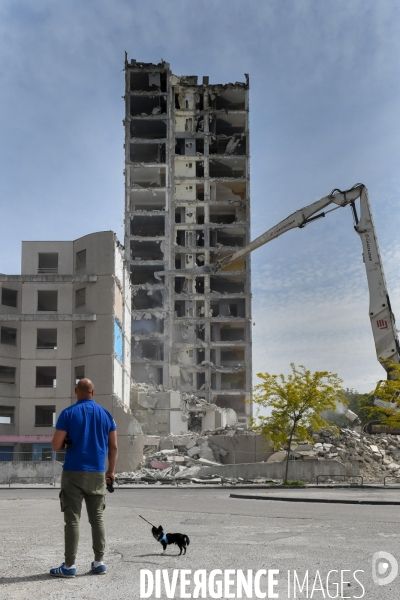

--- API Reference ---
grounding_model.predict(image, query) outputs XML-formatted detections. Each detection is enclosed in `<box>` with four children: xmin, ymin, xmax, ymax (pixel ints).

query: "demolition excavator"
<box><xmin>210</xmin><ymin>183</ymin><xmax>400</xmax><ymax>377</ymax></box>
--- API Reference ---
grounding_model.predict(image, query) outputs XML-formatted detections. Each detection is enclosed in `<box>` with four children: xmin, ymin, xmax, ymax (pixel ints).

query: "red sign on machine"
<box><xmin>377</xmin><ymin>319</ymin><xmax>388</xmax><ymax>330</ymax></box>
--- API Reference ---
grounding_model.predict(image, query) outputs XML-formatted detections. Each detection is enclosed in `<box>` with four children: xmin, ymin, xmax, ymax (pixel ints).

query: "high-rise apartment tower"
<box><xmin>124</xmin><ymin>56</ymin><xmax>252</xmax><ymax>424</ymax></box>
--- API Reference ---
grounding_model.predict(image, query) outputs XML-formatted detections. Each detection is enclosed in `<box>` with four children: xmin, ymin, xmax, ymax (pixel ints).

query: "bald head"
<box><xmin>75</xmin><ymin>378</ymin><xmax>94</xmax><ymax>400</ymax></box>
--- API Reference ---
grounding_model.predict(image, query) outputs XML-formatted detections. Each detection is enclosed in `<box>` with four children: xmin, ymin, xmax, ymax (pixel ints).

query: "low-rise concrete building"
<box><xmin>0</xmin><ymin>231</ymin><xmax>132</xmax><ymax>463</ymax></box>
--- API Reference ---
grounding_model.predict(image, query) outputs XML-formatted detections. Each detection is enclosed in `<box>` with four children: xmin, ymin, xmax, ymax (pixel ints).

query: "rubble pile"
<box><xmin>309</xmin><ymin>428</ymin><xmax>400</xmax><ymax>483</ymax></box>
<box><xmin>116</xmin><ymin>424</ymin><xmax>261</xmax><ymax>485</ymax></box>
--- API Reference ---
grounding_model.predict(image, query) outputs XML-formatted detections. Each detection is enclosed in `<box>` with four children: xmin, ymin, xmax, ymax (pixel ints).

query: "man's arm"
<box><xmin>106</xmin><ymin>430</ymin><xmax>118</xmax><ymax>482</ymax></box>
<box><xmin>52</xmin><ymin>430</ymin><xmax>67</xmax><ymax>451</ymax></box>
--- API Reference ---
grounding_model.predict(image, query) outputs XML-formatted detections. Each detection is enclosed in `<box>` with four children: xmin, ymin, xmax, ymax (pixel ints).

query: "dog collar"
<box><xmin>159</xmin><ymin>534</ymin><xmax>168</xmax><ymax>544</ymax></box>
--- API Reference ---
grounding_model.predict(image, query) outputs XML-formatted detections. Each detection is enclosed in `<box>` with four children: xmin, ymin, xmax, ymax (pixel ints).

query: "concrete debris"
<box><xmin>307</xmin><ymin>428</ymin><xmax>400</xmax><ymax>483</ymax></box>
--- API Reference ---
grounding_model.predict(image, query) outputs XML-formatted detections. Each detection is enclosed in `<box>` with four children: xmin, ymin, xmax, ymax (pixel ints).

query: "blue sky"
<box><xmin>1</xmin><ymin>0</ymin><xmax>399</xmax><ymax>393</ymax></box>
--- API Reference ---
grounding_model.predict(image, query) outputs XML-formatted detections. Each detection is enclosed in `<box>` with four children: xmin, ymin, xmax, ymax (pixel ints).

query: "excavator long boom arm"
<box><xmin>214</xmin><ymin>184</ymin><xmax>400</xmax><ymax>374</ymax></box>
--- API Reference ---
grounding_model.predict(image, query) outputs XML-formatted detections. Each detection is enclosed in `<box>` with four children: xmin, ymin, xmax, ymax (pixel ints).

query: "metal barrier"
<box><xmin>384</xmin><ymin>475</ymin><xmax>400</xmax><ymax>486</ymax></box>
<box><xmin>0</xmin><ymin>452</ymin><xmax>65</xmax><ymax>463</ymax></box>
<box><xmin>8</xmin><ymin>475</ymin><xmax>60</xmax><ymax>487</ymax></box>
<box><xmin>316</xmin><ymin>474</ymin><xmax>363</xmax><ymax>486</ymax></box>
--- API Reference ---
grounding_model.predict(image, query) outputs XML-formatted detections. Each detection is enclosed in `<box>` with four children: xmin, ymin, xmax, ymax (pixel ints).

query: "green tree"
<box><xmin>360</xmin><ymin>361</ymin><xmax>400</xmax><ymax>427</ymax></box>
<box><xmin>251</xmin><ymin>363</ymin><xmax>347</xmax><ymax>483</ymax></box>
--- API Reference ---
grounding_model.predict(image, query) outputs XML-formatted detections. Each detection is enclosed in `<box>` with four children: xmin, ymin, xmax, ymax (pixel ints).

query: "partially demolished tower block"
<box><xmin>124</xmin><ymin>56</ymin><xmax>252</xmax><ymax>426</ymax></box>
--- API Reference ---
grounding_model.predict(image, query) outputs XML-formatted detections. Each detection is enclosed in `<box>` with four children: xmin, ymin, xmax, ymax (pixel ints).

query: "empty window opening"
<box><xmin>212</xmin><ymin>114</ymin><xmax>246</xmax><ymax>136</ymax></box>
<box><xmin>174</xmin><ymin>301</ymin><xmax>185</xmax><ymax>317</ymax></box>
<box><xmin>221</xmin><ymin>372</ymin><xmax>245</xmax><ymax>390</ymax></box>
<box><xmin>211</xmin><ymin>323</ymin><xmax>245</xmax><ymax>342</ymax></box>
<box><xmin>75</xmin><ymin>287</ymin><xmax>86</xmax><ymax>308</ymax></box>
<box><xmin>38</xmin><ymin>253</ymin><xmax>58</xmax><ymax>274</ymax></box>
<box><xmin>75</xmin><ymin>365</ymin><xmax>85</xmax><ymax>384</ymax></box>
<box><xmin>195</xmin><ymin>277</ymin><xmax>205</xmax><ymax>294</ymax></box>
<box><xmin>130</xmin><ymin>143</ymin><xmax>166</xmax><ymax>163</ymax></box>
<box><xmin>132</xmin><ymin>289</ymin><xmax>163</xmax><ymax>310</ymax></box>
<box><xmin>130</xmin><ymin>119</ymin><xmax>167</xmax><ymax>139</ymax></box>
<box><xmin>0</xmin><ymin>406</ymin><xmax>15</xmax><ymax>425</ymax></box>
<box><xmin>209</xmin><ymin>135</ymin><xmax>246</xmax><ymax>156</ymax></box>
<box><xmin>131</xmin><ymin>364</ymin><xmax>163</xmax><ymax>385</ymax></box>
<box><xmin>130</xmin><ymin>240</ymin><xmax>163</xmax><ymax>261</ymax></box>
<box><xmin>35</xmin><ymin>405</ymin><xmax>56</xmax><ymax>427</ymax></box>
<box><xmin>210</xmin><ymin>276</ymin><xmax>245</xmax><ymax>294</ymax></box>
<box><xmin>215</xmin><ymin>394</ymin><xmax>246</xmax><ymax>415</ymax></box>
<box><xmin>213</xmin><ymin>89</ymin><xmax>246</xmax><ymax>110</ymax></box>
<box><xmin>129</xmin><ymin>189</ymin><xmax>166</xmax><ymax>212</ymax></box>
<box><xmin>130</xmin><ymin>215</ymin><xmax>165</xmax><ymax>237</ymax></box>
<box><xmin>196</xmin><ymin>185</ymin><xmax>205</xmax><ymax>201</ymax></box>
<box><xmin>196</xmin><ymin>372</ymin><xmax>206</xmax><ymax>390</ymax></box>
<box><xmin>130</xmin><ymin>71</ymin><xmax>166</xmax><ymax>92</ymax></box>
<box><xmin>0</xmin><ymin>366</ymin><xmax>16</xmax><ymax>384</ymax></box>
<box><xmin>37</xmin><ymin>290</ymin><xmax>58</xmax><ymax>311</ymax></box>
<box><xmin>130</xmin><ymin>265</ymin><xmax>162</xmax><ymax>285</ymax></box>
<box><xmin>132</xmin><ymin>340</ymin><xmax>164</xmax><ymax>361</ymax></box>
<box><xmin>131</xmin><ymin>316</ymin><xmax>164</xmax><ymax>335</ymax></box>
<box><xmin>130</xmin><ymin>95</ymin><xmax>167</xmax><ymax>117</ymax></box>
<box><xmin>210</xmin><ymin>299</ymin><xmax>245</xmax><ymax>317</ymax></box>
<box><xmin>130</xmin><ymin>166</ymin><xmax>166</xmax><ymax>188</ymax></box>
<box><xmin>196</xmin><ymin>325</ymin><xmax>205</xmax><ymax>341</ymax></box>
<box><xmin>196</xmin><ymin>349</ymin><xmax>205</xmax><ymax>365</ymax></box>
<box><xmin>75</xmin><ymin>249</ymin><xmax>86</xmax><ymax>270</ymax></box>
<box><xmin>37</xmin><ymin>329</ymin><xmax>57</xmax><ymax>349</ymax></box>
<box><xmin>1</xmin><ymin>287</ymin><xmax>17</xmax><ymax>308</ymax></box>
<box><xmin>196</xmin><ymin>162</ymin><xmax>204</xmax><ymax>178</ymax></box>
<box><xmin>75</xmin><ymin>327</ymin><xmax>85</xmax><ymax>345</ymax></box>
<box><xmin>210</xmin><ymin>228</ymin><xmax>245</xmax><ymax>248</ymax></box>
<box><xmin>221</xmin><ymin>348</ymin><xmax>245</xmax><ymax>366</ymax></box>
<box><xmin>209</xmin><ymin>158</ymin><xmax>246</xmax><ymax>179</ymax></box>
<box><xmin>1</xmin><ymin>326</ymin><xmax>17</xmax><ymax>346</ymax></box>
<box><xmin>210</xmin><ymin>182</ymin><xmax>246</xmax><ymax>203</ymax></box>
<box><xmin>36</xmin><ymin>366</ymin><xmax>56</xmax><ymax>387</ymax></box>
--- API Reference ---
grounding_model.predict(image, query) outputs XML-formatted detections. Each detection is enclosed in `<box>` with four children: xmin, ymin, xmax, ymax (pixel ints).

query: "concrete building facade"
<box><xmin>0</xmin><ymin>231</ymin><xmax>132</xmax><ymax>461</ymax></box>
<box><xmin>124</xmin><ymin>57</ymin><xmax>252</xmax><ymax>426</ymax></box>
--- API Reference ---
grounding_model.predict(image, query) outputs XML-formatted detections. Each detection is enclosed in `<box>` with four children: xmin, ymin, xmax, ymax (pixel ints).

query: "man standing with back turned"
<box><xmin>50</xmin><ymin>378</ymin><xmax>118</xmax><ymax>577</ymax></box>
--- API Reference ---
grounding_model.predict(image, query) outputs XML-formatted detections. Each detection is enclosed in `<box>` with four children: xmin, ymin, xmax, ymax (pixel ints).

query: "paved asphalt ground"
<box><xmin>1</xmin><ymin>485</ymin><xmax>400</xmax><ymax>599</ymax></box>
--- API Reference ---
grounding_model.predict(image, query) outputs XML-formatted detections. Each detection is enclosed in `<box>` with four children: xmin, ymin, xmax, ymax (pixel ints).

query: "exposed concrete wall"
<box><xmin>0</xmin><ymin>461</ymin><xmax>63</xmax><ymax>484</ymax></box>
<box><xmin>124</xmin><ymin>57</ymin><xmax>252</xmax><ymax>429</ymax></box>
<box><xmin>196</xmin><ymin>459</ymin><xmax>347</xmax><ymax>482</ymax></box>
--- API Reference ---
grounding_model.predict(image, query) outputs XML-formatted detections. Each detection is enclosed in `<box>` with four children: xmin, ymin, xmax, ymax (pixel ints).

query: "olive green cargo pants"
<box><xmin>59</xmin><ymin>471</ymin><xmax>106</xmax><ymax>565</ymax></box>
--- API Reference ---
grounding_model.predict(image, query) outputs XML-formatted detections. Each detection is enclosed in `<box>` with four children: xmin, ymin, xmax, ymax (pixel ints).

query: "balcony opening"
<box><xmin>215</xmin><ymin>394</ymin><xmax>246</xmax><ymax>414</ymax></box>
<box><xmin>209</xmin><ymin>158</ymin><xmax>246</xmax><ymax>179</ymax></box>
<box><xmin>130</xmin><ymin>118</ymin><xmax>167</xmax><ymax>139</ymax></box>
<box><xmin>130</xmin><ymin>142</ymin><xmax>166</xmax><ymax>163</ymax></box>
<box><xmin>1</xmin><ymin>288</ymin><xmax>18</xmax><ymax>308</ymax></box>
<box><xmin>37</xmin><ymin>328</ymin><xmax>57</xmax><ymax>349</ymax></box>
<box><xmin>130</xmin><ymin>215</ymin><xmax>165</xmax><ymax>237</ymax></box>
<box><xmin>210</xmin><ymin>276</ymin><xmax>245</xmax><ymax>294</ymax></box>
<box><xmin>75</xmin><ymin>287</ymin><xmax>86</xmax><ymax>308</ymax></box>
<box><xmin>130</xmin><ymin>95</ymin><xmax>167</xmax><ymax>116</ymax></box>
<box><xmin>1</xmin><ymin>326</ymin><xmax>17</xmax><ymax>346</ymax></box>
<box><xmin>37</xmin><ymin>290</ymin><xmax>58</xmax><ymax>311</ymax></box>
<box><xmin>0</xmin><ymin>406</ymin><xmax>15</xmax><ymax>425</ymax></box>
<box><xmin>132</xmin><ymin>316</ymin><xmax>164</xmax><ymax>335</ymax></box>
<box><xmin>130</xmin><ymin>240</ymin><xmax>163</xmax><ymax>261</ymax></box>
<box><xmin>129</xmin><ymin>190</ymin><xmax>165</xmax><ymax>212</ymax></box>
<box><xmin>130</xmin><ymin>166</ymin><xmax>166</xmax><ymax>188</ymax></box>
<box><xmin>75</xmin><ymin>365</ymin><xmax>85</xmax><ymax>384</ymax></box>
<box><xmin>75</xmin><ymin>327</ymin><xmax>86</xmax><ymax>345</ymax></box>
<box><xmin>38</xmin><ymin>253</ymin><xmax>58</xmax><ymax>274</ymax></box>
<box><xmin>35</xmin><ymin>405</ymin><xmax>56</xmax><ymax>427</ymax></box>
<box><xmin>132</xmin><ymin>288</ymin><xmax>163</xmax><ymax>310</ymax></box>
<box><xmin>221</xmin><ymin>348</ymin><xmax>245</xmax><ymax>366</ymax></box>
<box><xmin>130</xmin><ymin>265</ymin><xmax>163</xmax><ymax>285</ymax></box>
<box><xmin>0</xmin><ymin>366</ymin><xmax>16</xmax><ymax>384</ymax></box>
<box><xmin>75</xmin><ymin>249</ymin><xmax>86</xmax><ymax>270</ymax></box>
<box><xmin>211</xmin><ymin>89</ymin><xmax>246</xmax><ymax>110</ymax></box>
<box><xmin>36</xmin><ymin>366</ymin><xmax>56</xmax><ymax>387</ymax></box>
<box><xmin>130</xmin><ymin>71</ymin><xmax>167</xmax><ymax>92</ymax></box>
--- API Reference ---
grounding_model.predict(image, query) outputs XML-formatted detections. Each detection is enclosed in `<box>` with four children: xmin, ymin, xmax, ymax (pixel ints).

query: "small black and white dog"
<box><xmin>152</xmin><ymin>525</ymin><xmax>190</xmax><ymax>555</ymax></box>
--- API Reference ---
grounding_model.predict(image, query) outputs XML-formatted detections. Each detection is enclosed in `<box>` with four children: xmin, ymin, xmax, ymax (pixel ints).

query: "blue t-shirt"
<box><xmin>56</xmin><ymin>399</ymin><xmax>116</xmax><ymax>472</ymax></box>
